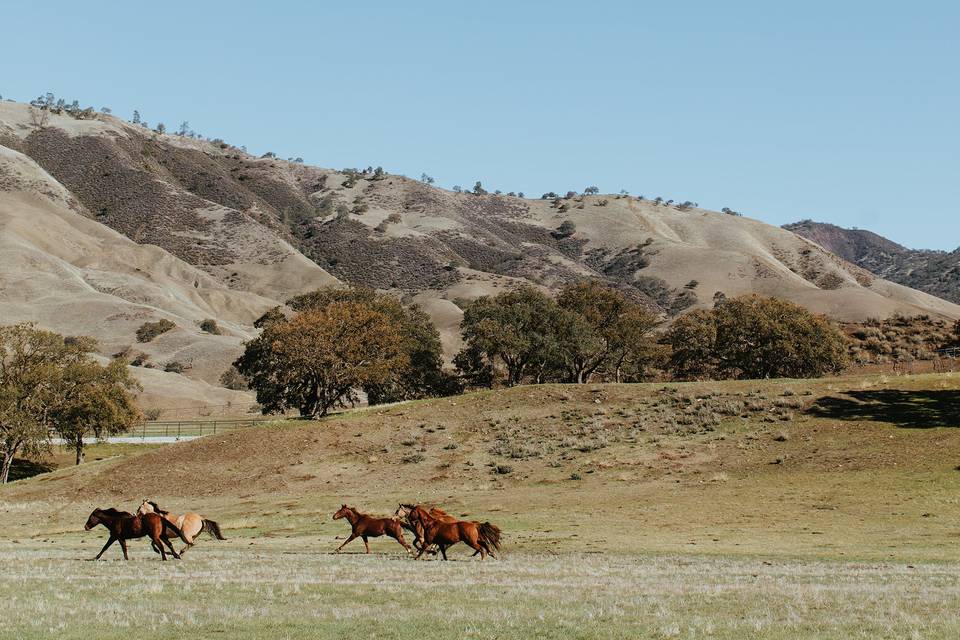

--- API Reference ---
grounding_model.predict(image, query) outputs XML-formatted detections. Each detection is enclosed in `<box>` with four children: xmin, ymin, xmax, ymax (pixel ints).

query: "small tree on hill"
<box><xmin>286</xmin><ymin>287</ymin><xmax>459</xmax><ymax>403</ymax></box>
<box><xmin>235</xmin><ymin>302</ymin><xmax>407</xmax><ymax>417</ymax></box>
<box><xmin>556</xmin><ymin>281</ymin><xmax>660</xmax><ymax>383</ymax></box>
<box><xmin>52</xmin><ymin>359</ymin><xmax>142</xmax><ymax>465</ymax></box>
<box><xmin>0</xmin><ymin>325</ymin><xmax>142</xmax><ymax>481</ymax></box>
<box><xmin>665</xmin><ymin>295</ymin><xmax>848</xmax><ymax>380</ymax></box>
<box><xmin>456</xmin><ymin>286</ymin><xmax>560</xmax><ymax>386</ymax></box>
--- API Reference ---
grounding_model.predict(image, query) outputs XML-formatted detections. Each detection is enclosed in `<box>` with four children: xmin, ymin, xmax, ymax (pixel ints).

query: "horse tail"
<box><xmin>478</xmin><ymin>522</ymin><xmax>502</xmax><ymax>553</ymax></box>
<box><xmin>202</xmin><ymin>519</ymin><xmax>227</xmax><ymax>541</ymax></box>
<box><xmin>163</xmin><ymin>519</ymin><xmax>192</xmax><ymax>546</ymax></box>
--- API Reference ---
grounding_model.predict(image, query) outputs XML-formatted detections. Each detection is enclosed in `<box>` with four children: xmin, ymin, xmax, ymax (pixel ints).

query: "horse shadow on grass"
<box><xmin>807</xmin><ymin>389</ymin><xmax>960</xmax><ymax>429</ymax></box>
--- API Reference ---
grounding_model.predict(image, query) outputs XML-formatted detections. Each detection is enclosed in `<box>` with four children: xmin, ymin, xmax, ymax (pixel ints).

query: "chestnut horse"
<box><xmin>407</xmin><ymin>505</ymin><xmax>501</xmax><ymax>560</ymax></box>
<box><xmin>137</xmin><ymin>499</ymin><xmax>226</xmax><ymax>556</ymax></box>
<box><xmin>394</xmin><ymin>503</ymin><xmax>459</xmax><ymax>554</ymax></box>
<box><xmin>84</xmin><ymin>508</ymin><xmax>192</xmax><ymax>561</ymax></box>
<box><xmin>332</xmin><ymin>505</ymin><xmax>412</xmax><ymax>554</ymax></box>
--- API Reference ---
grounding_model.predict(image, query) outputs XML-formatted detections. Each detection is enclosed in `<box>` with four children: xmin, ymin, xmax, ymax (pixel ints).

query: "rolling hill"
<box><xmin>2</xmin><ymin>99</ymin><xmax>959</xmax><ymax>405</ymax></box>
<box><xmin>784</xmin><ymin>220</ymin><xmax>960</xmax><ymax>304</ymax></box>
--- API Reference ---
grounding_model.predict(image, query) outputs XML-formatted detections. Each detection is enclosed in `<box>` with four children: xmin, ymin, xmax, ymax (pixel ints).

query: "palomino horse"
<box><xmin>407</xmin><ymin>505</ymin><xmax>501</xmax><ymax>560</ymax></box>
<box><xmin>137</xmin><ymin>499</ymin><xmax>226</xmax><ymax>556</ymax></box>
<box><xmin>394</xmin><ymin>503</ymin><xmax>458</xmax><ymax>554</ymax></box>
<box><xmin>332</xmin><ymin>504</ymin><xmax>412</xmax><ymax>554</ymax></box>
<box><xmin>84</xmin><ymin>508</ymin><xmax>191</xmax><ymax>561</ymax></box>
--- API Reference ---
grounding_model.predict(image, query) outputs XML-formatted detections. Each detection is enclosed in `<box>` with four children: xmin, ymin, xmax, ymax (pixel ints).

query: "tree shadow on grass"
<box><xmin>807</xmin><ymin>390</ymin><xmax>960</xmax><ymax>429</ymax></box>
<box><xmin>8</xmin><ymin>458</ymin><xmax>54</xmax><ymax>482</ymax></box>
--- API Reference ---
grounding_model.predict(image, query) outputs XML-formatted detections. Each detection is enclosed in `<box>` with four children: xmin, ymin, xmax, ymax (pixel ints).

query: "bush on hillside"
<box><xmin>199</xmin><ymin>318</ymin><xmax>221</xmax><ymax>334</ymax></box>
<box><xmin>136</xmin><ymin>319</ymin><xmax>176</xmax><ymax>343</ymax></box>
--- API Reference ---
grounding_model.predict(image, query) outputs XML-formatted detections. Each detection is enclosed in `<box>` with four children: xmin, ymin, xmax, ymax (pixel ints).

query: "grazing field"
<box><xmin>2</xmin><ymin>540</ymin><xmax>959</xmax><ymax>640</ymax></box>
<box><xmin>2</xmin><ymin>373</ymin><xmax>960</xmax><ymax>638</ymax></box>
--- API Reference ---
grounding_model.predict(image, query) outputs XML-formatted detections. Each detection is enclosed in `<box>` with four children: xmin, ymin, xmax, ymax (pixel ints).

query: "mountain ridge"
<box><xmin>2</xmin><ymin>99</ymin><xmax>959</xmax><ymax>405</ymax></box>
<box><xmin>783</xmin><ymin>219</ymin><xmax>960</xmax><ymax>304</ymax></box>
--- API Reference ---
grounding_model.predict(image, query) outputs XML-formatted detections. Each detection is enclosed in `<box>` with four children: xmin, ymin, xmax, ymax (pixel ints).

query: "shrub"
<box><xmin>401</xmin><ymin>453</ymin><xmax>425</xmax><ymax>464</ymax></box>
<box><xmin>553</xmin><ymin>220</ymin><xmax>576</xmax><ymax>239</ymax></box>
<box><xmin>199</xmin><ymin>318</ymin><xmax>221</xmax><ymax>334</ymax></box>
<box><xmin>136</xmin><ymin>319</ymin><xmax>176</xmax><ymax>343</ymax></box>
<box><xmin>163</xmin><ymin>361</ymin><xmax>189</xmax><ymax>374</ymax></box>
<box><xmin>219</xmin><ymin>366</ymin><xmax>248</xmax><ymax>390</ymax></box>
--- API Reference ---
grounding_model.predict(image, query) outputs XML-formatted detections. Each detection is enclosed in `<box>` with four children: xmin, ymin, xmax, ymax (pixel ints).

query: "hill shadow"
<box><xmin>807</xmin><ymin>389</ymin><xmax>960</xmax><ymax>429</ymax></box>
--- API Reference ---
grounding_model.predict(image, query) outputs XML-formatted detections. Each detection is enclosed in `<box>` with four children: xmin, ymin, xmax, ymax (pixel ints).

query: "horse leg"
<box><xmin>94</xmin><ymin>535</ymin><xmax>116</xmax><ymax>560</ymax></box>
<box><xmin>394</xmin><ymin>530</ymin><xmax>413</xmax><ymax>554</ymax></box>
<box><xmin>119</xmin><ymin>538</ymin><xmax>130</xmax><ymax>561</ymax></box>
<box><xmin>336</xmin><ymin>533</ymin><xmax>358</xmax><ymax>552</ymax></box>
<box><xmin>439</xmin><ymin>544</ymin><xmax>449</xmax><ymax>561</ymax></box>
<box><xmin>464</xmin><ymin>533</ymin><xmax>486</xmax><ymax>560</ymax></box>
<box><xmin>161</xmin><ymin>535</ymin><xmax>181</xmax><ymax>560</ymax></box>
<box><xmin>362</xmin><ymin>535</ymin><xmax>370</xmax><ymax>554</ymax></box>
<box><xmin>415</xmin><ymin>540</ymin><xmax>429</xmax><ymax>560</ymax></box>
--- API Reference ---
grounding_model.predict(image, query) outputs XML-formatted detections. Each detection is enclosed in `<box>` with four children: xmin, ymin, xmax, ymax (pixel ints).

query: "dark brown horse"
<box><xmin>84</xmin><ymin>508</ymin><xmax>192</xmax><ymax>561</ymax></box>
<box><xmin>407</xmin><ymin>505</ymin><xmax>501</xmax><ymax>560</ymax></box>
<box><xmin>332</xmin><ymin>504</ymin><xmax>412</xmax><ymax>554</ymax></box>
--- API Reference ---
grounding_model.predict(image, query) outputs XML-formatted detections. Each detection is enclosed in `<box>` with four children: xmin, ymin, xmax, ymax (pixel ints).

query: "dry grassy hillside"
<box><xmin>2</xmin><ymin>98</ymin><xmax>959</xmax><ymax>404</ymax></box>
<box><xmin>3</xmin><ymin>374</ymin><xmax>960</xmax><ymax>638</ymax></box>
<box><xmin>4</xmin><ymin>373</ymin><xmax>960</xmax><ymax>561</ymax></box>
<box><xmin>786</xmin><ymin>219</ymin><xmax>960</xmax><ymax>305</ymax></box>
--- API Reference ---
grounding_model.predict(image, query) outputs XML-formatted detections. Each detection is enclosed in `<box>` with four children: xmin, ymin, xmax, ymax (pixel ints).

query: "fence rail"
<box><xmin>120</xmin><ymin>418</ymin><xmax>276</xmax><ymax>439</ymax></box>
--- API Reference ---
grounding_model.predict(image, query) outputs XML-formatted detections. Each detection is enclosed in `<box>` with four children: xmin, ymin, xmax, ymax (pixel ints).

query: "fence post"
<box><xmin>178</xmin><ymin>422</ymin><xmax>181</xmax><ymax>438</ymax></box>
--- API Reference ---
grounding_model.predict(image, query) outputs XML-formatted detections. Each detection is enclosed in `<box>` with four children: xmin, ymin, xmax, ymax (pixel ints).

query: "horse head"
<box><xmin>333</xmin><ymin>504</ymin><xmax>352</xmax><ymax>520</ymax></box>
<box><xmin>137</xmin><ymin>499</ymin><xmax>153</xmax><ymax>516</ymax></box>
<box><xmin>84</xmin><ymin>509</ymin><xmax>103</xmax><ymax>531</ymax></box>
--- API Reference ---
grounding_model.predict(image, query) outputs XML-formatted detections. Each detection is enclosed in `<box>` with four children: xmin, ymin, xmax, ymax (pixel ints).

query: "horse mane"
<box><xmin>428</xmin><ymin>506</ymin><xmax>451</xmax><ymax>518</ymax></box>
<box><xmin>146</xmin><ymin>500</ymin><xmax>169</xmax><ymax>515</ymax></box>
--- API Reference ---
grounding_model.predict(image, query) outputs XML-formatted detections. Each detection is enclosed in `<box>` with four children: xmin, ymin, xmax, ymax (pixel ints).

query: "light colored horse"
<box><xmin>137</xmin><ymin>499</ymin><xmax>226</xmax><ymax>555</ymax></box>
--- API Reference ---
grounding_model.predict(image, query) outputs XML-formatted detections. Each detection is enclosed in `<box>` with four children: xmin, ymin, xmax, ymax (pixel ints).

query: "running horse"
<box><xmin>84</xmin><ymin>507</ymin><xmax>192</xmax><ymax>561</ymax></box>
<box><xmin>394</xmin><ymin>503</ymin><xmax>458</xmax><ymax>554</ymax></box>
<box><xmin>406</xmin><ymin>505</ymin><xmax>501</xmax><ymax>560</ymax></box>
<box><xmin>332</xmin><ymin>504</ymin><xmax>413</xmax><ymax>554</ymax></box>
<box><xmin>137</xmin><ymin>499</ymin><xmax>226</xmax><ymax>556</ymax></box>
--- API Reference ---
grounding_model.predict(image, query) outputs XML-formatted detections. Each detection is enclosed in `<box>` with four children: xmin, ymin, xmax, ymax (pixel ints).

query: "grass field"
<box><xmin>2</xmin><ymin>374</ymin><xmax>959</xmax><ymax>638</ymax></box>
<box><xmin>1</xmin><ymin>540</ymin><xmax>958</xmax><ymax>640</ymax></box>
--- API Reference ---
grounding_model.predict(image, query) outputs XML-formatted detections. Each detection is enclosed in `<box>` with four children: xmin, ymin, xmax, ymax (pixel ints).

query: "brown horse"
<box><xmin>84</xmin><ymin>508</ymin><xmax>192</xmax><ymax>561</ymax></box>
<box><xmin>407</xmin><ymin>505</ymin><xmax>501</xmax><ymax>560</ymax></box>
<box><xmin>394</xmin><ymin>503</ymin><xmax>458</xmax><ymax>554</ymax></box>
<box><xmin>137</xmin><ymin>499</ymin><xmax>226</xmax><ymax>556</ymax></box>
<box><xmin>332</xmin><ymin>504</ymin><xmax>412</xmax><ymax>554</ymax></box>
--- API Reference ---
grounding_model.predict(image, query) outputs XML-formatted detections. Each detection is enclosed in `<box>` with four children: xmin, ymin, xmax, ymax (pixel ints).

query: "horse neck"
<box><xmin>342</xmin><ymin>508</ymin><xmax>360</xmax><ymax>525</ymax></box>
<box><xmin>414</xmin><ymin>508</ymin><xmax>440</xmax><ymax>530</ymax></box>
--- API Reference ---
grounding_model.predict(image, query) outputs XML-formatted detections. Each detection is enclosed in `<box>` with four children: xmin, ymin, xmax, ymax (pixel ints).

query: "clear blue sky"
<box><xmin>2</xmin><ymin>1</ymin><xmax>957</xmax><ymax>249</ymax></box>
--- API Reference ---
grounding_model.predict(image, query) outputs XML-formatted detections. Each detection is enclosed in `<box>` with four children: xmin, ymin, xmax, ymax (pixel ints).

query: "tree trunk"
<box><xmin>1</xmin><ymin>444</ymin><xmax>19</xmax><ymax>484</ymax></box>
<box><xmin>75</xmin><ymin>441</ymin><xmax>85</xmax><ymax>465</ymax></box>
